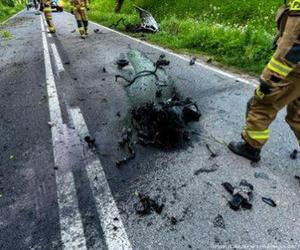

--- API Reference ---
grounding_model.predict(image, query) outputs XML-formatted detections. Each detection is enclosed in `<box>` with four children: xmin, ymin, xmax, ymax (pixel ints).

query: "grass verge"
<box><xmin>85</xmin><ymin>0</ymin><xmax>282</xmax><ymax>74</ymax></box>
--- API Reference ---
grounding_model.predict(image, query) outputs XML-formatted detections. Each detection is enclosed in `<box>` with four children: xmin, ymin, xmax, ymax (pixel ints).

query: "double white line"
<box><xmin>40</xmin><ymin>15</ymin><xmax>132</xmax><ymax>250</ymax></box>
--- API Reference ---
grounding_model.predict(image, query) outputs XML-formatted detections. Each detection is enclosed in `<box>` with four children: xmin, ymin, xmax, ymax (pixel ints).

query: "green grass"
<box><xmin>87</xmin><ymin>0</ymin><xmax>283</xmax><ymax>74</ymax></box>
<box><xmin>0</xmin><ymin>29</ymin><xmax>12</xmax><ymax>39</ymax></box>
<box><xmin>0</xmin><ymin>3</ymin><xmax>24</xmax><ymax>23</ymax></box>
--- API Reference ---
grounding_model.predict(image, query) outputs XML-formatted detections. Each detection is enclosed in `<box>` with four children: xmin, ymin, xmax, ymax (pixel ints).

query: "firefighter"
<box><xmin>70</xmin><ymin>0</ymin><xmax>89</xmax><ymax>39</ymax></box>
<box><xmin>229</xmin><ymin>0</ymin><xmax>300</xmax><ymax>162</ymax></box>
<box><xmin>115</xmin><ymin>0</ymin><xmax>124</xmax><ymax>13</ymax></box>
<box><xmin>40</xmin><ymin>0</ymin><xmax>56</xmax><ymax>33</ymax></box>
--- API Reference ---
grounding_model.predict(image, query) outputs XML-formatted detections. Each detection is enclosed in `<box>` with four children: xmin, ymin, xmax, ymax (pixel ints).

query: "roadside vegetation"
<box><xmin>88</xmin><ymin>0</ymin><xmax>282</xmax><ymax>74</ymax></box>
<box><xmin>0</xmin><ymin>0</ymin><xmax>24</xmax><ymax>23</ymax></box>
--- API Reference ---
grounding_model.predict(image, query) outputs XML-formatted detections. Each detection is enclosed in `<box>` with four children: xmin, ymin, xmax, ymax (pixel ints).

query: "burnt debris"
<box><xmin>134</xmin><ymin>193</ymin><xmax>164</xmax><ymax>215</ymax></box>
<box><xmin>222</xmin><ymin>180</ymin><xmax>254</xmax><ymax>211</ymax></box>
<box><xmin>132</xmin><ymin>95</ymin><xmax>201</xmax><ymax>148</ymax></box>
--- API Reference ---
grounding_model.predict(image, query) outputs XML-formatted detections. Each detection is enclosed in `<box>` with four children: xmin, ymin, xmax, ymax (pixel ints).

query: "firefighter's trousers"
<box><xmin>73</xmin><ymin>5</ymin><xmax>88</xmax><ymax>36</ymax></box>
<box><xmin>43</xmin><ymin>4</ymin><xmax>55</xmax><ymax>33</ymax></box>
<box><xmin>243</xmin><ymin>14</ymin><xmax>300</xmax><ymax>149</ymax></box>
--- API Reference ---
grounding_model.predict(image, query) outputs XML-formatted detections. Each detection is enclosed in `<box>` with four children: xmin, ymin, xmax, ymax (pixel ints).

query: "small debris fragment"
<box><xmin>112</xmin><ymin>225</ymin><xmax>118</xmax><ymax>231</ymax></box>
<box><xmin>295</xmin><ymin>175</ymin><xmax>300</xmax><ymax>184</ymax></box>
<box><xmin>48</xmin><ymin>121</ymin><xmax>55</xmax><ymax>127</ymax></box>
<box><xmin>71</xmin><ymin>29</ymin><xmax>76</xmax><ymax>33</ymax></box>
<box><xmin>254</xmin><ymin>172</ymin><xmax>270</xmax><ymax>180</ymax></box>
<box><xmin>290</xmin><ymin>150</ymin><xmax>298</xmax><ymax>160</ymax></box>
<box><xmin>189</xmin><ymin>57</ymin><xmax>196</xmax><ymax>65</ymax></box>
<box><xmin>170</xmin><ymin>216</ymin><xmax>177</xmax><ymax>225</ymax></box>
<box><xmin>116</xmin><ymin>112</ymin><xmax>121</xmax><ymax>117</ymax></box>
<box><xmin>134</xmin><ymin>193</ymin><xmax>164</xmax><ymax>215</ymax></box>
<box><xmin>222</xmin><ymin>180</ymin><xmax>253</xmax><ymax>211</ymax></box>
<box><xmin>205</xmin><ymin>144</ymin><xmax>217</xmax><ymax>158</ymax></box>
<box><xmin>194</xmin><ymin>164</ymin><xmax>219</xmax><ymax>175</ymax></box>
<box><xmin>9</xmin><ymin>154</ymin><xmax>15</xmax><ymax>160</ymax></box>
<box><xmin>84</xmin><ymin>136</ymin><xmax>96</xmax><ymax>149</ymax></box>
<box><xmin>102</xmin><ymin>67</ymin><xmax>106</xmax><ymax>73</ymax></box>
<box><xmin>64</xmin><ymin>61</ymin><xmax>70</xmax><ymax>65</ymax></box>
<box><xmin>262</xmin><ymin>197</ymin><xmax>277</xmax><ymax>207</ymax></box>
<box><xmin>213</xmin><ymin>214</ymin><xmax>225</xmax><ymax>229</ymax></box>
<box><xmin>94</xmin><ymin>29</ymin><xmax>102</xmax><ymax>34</ymax></box>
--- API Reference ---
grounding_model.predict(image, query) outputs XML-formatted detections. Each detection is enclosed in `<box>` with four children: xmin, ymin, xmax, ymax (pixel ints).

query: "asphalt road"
<box><xmin>0</xmin><ymin>9</ymin><xmax>300</xmax><ymax>250</ymax></box>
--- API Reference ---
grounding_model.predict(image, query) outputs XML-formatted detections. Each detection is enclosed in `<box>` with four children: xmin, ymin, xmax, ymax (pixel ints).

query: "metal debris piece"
<box><xmin>222</xmin><ymin>180</ymin><xmax>254</xmax><ymax>211</ymax></box>
<box><xmin>110</xmin><ymin>6</ymin><xmax>159</xmax><ymax>33</ymax></box>
<box><xmin>132</xmin><ymin>94</ymin><xmax>201</xmax><ymax>148</ymax></box>
<box><xmin>290</xmin><ymin>149</ymin><xmax>298</xmax><ymax>160</ymax></box>
<box><xmin>135</xmin><ymin>6</ymin><xmax>160</xmax><ymax>33</ymax></box>
<box><xmin>262</xmin><ymin>197</ymin><xmax>277</xmax><ymax>207</ymax></box>
<box><xmin>134</xmin><ymin>193</ymin><xmax>164</xmax><ymax>215</ymax></box>
<box><xmin>189</xmin><ymin>57</ymin><xmax>196</xmax><ymax>65</ymax></box>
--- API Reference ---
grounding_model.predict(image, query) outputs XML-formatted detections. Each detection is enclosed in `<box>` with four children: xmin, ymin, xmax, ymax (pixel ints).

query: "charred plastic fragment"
<box><xmin>222</xmin><ymin>180</ymin><xmax>254</xmax><ymax>211</ymax></box>
<box><xmin>134</xmin><ymin>193</ymin><xmax>164</xmax><ymax>215</ymax></box>
<box><xmin>132</xmin><ymin>95</ymin><xmax>201</xmax><ymax>148</ymax></box>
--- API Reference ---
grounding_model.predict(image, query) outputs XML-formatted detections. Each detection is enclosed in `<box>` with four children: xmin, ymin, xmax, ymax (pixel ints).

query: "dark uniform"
<box><xmin>229</xmin><ymin>0</ymin><xmax>300</xmax><ymax>162</ymax></box>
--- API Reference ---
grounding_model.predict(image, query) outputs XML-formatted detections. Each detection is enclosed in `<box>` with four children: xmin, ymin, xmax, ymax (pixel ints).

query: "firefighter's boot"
<box><xmin>228</xmin><ymin>141</ymin><xmax>261</xmax><ymax>162</ymax></box>
<box><xmin>48</xmin><ymin>26</ymin><xmax>56</xmax><ymax>33</ymax></box>
<box><xmin>83</xmin><ymin>20</ymin><xmax>88</xmax><ymax>35</ymax></box>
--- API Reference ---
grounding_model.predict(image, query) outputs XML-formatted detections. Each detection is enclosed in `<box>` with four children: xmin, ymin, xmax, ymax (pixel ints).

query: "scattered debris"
<box><xmin>222</xmin><ymin>180</ymin><xmax>254</xmax><ymax>211</ymax></box>
<box><xmin>194</xmin><ymin>164</ymin><xmax>219</xmax><ymax>175</ymax></box>
<box><xmin>170</xmin><ymin>216</ymin><xmax>178</xmax><ymax>225</ymax></box>
<box><xmin>84</xmin><ymin>136</ymin><xmax>96</xmax><ymax>149</ymax></box>
<box><xmin>111</xmin><ymin>6</ymin><xmax>159</xmax><ymax>33</ymax></box>
<box><xmin>116</xmin><ymin>128</ymin><xmax>136</xmax><ymax>167</ymax></box>
<box><xmin>213</xmin><ymin>214</ymin><xmax>225</xmax><ymax>229</ymax></box>
<box><xmin>254</xmin><ymin>172</ymin><xmax>270</xmax><ymax>180</ymax></box>
<box><xmin>205</xmin><ymin>144</ymin><xmax>217</xmax><ymax>158</ymax></box>
<box><xmin>93</xmin><ymin>29</ymin><xmax>103</xmax><ymax>34</ymax></box>
<box><xmin>290</xmin><ymin>149</ymin><xmax>298</xmax><ymax>160</ymax></box>
<box><xmin>189</xmin><ymin>57</ymin><xmax>196</xmax><ymax>65</ymax></box>
<box><xmin>132</xmin><ymin>95</ymin><xmax>201</xmax><ymax>148</ymax></box>
<box><xmin>71</xmin><ymin>29</ymin><xmax>76</xmax><ymax>33</ymax></box>
<box><xmin>116</xmin><ymin>112</ymin><xmax>121</xmax><ymax>117</ymax></box>
<box><xmin>134</xmin><ymin>193</ymin><xmax>164</xmax><ymax>215</ymax></box>
<box><xmin>262</xmin><ymin>197</ymin><xmax>277</xmax><ymax>207</ymax></box>
<box><xmin>102</xmin><ymin>67</ymin><xmax>106</xmax><ymax>73</ymax></box>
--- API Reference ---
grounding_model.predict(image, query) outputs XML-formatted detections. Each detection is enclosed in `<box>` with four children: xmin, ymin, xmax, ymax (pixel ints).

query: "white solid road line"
<box><xmin>51</xmin><ymin>43</ymin><xmax>65</xmax><ymax>73</ymax></box>
<box><xmin>68</xmin><ymin>107</ymin><xmax>133</xmax><ymax>250</ymax></box>
<box><xmin>40</xmin><ymin>16</ymin><xmax>88</xmax><ymax>250</ymax></box>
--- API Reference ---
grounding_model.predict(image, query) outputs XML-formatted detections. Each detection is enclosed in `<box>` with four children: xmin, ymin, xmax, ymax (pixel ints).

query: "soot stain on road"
<box><xmin>114</xmin><ymin>50</ymin><xmax>201</xmax><ymax>167</ymax></box>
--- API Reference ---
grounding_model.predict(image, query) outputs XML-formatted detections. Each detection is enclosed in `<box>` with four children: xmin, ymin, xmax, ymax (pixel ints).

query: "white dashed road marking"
<box><xmin>51</xmin><ymin>43</ymin><xmax>65</xmax><ymax>73</ymax></box>
<box><xmin>68</xmin><ymin>107</ymin><xmax>133</xmax><ymax>250</ymax></box>
<box><xmin>40</xmin><ymin>16</ymin><xmax>88</xmax><ymax>249</ymax></box>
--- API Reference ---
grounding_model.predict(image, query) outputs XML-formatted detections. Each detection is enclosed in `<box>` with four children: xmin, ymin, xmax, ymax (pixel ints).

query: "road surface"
<box><xmin>0</xmin><ymin>9</ymin><xmax>300</xmax><ymax>250</ymax></box>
